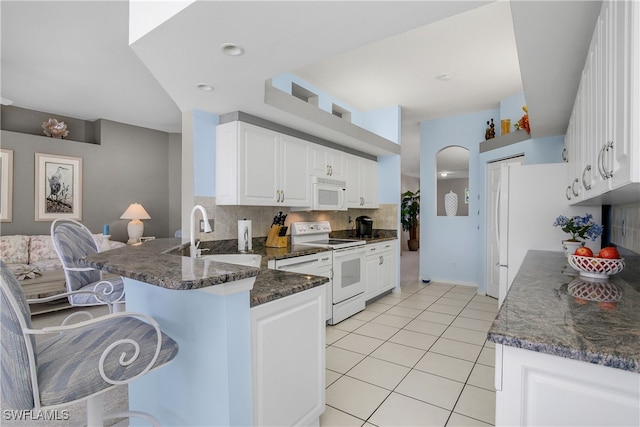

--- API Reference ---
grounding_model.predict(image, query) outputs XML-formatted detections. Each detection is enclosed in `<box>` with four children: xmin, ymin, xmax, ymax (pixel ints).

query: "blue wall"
<box><xmin>193</xmin><ymin>110</ymin><xmax>219</xmax><ymax>197</ymax></box>
<box><xmin>420</xmin><ymin>109</ymin><xmax>490</xmax><ymax>286</ymax></box>
<box><xmin>420</xmin><ymin>90</ymin><xmax>565</xmax><ymax>292</ymax></box>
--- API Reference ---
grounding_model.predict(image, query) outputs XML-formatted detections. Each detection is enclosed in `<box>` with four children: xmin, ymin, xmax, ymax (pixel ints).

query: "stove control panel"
<box><xmin>291</xmin><ymin>221</ymin><xmax>332</xmax><ymax>236</ymax></box>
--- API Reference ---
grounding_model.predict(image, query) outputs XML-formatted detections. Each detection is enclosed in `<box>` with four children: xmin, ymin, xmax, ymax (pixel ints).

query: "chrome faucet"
<box><xmin>190</xmin><ymin>205</ymin><xmax>212</xmax><ymax>258</ymax></box>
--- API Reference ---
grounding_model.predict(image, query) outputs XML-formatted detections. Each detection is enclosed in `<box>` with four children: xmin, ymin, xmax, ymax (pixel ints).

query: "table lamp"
<box><xmin>120</xmin><ymin>203</ymin><xmax>151</xmax><ymax>243</ymax></box>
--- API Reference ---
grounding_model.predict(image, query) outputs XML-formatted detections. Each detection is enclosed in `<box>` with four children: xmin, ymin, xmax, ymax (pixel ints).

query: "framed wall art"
<box><xmin>35</xmin><ymin>153</ymin><xmax>82</xmax><ymax>221</ymax></box>
<box><xmin>0</xmin><ymin>149</ymin><xmax>14</xmax><ymax>222</ymax></box>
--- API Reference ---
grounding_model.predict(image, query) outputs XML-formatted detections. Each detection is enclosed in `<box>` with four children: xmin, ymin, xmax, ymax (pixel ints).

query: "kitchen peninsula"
<box><xmin>488</xmin><ymin>250</ymin><xmax>640</xmax><ymax>426</ymax></box>
<box><xmin>83</xmin><ymin>238</ymin><xmax>329</xmax><ymax>427</ymax></box>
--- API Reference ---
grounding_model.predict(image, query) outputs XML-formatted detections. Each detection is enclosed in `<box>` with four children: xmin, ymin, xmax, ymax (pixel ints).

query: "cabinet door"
<box><xmin>346</xmin><ymin>154</ymin><xmax>362</xmax><ymax>207</ymax></box>
<box><xmin>309</xmin><ymin>144</ymin><xmax>331</xmax><ymax>177</ymax></box>
<box><xmin>328</xmin><ymin>149</ymin><xmax>347</xmax><ymax>181</ymax></box>
<box><xmin>239</xmin><ymin>123</ymin><xmax>280</xmax><ymax>205</ymax></box>
<box><xmin>379</xmin><ymin>244</ymin><xmax>396</xmax><ymax>293</ymax></box>
<box><xmin>360</xmin><ymin>158</ymin><xmax>379</xmax><ymax>208</ymax></box>
<box><xmin>365</xmin><ymin>246</ymin><xmax>380</xmax><ymax>300</ymax></box>
<box><xmin>280</xmin><ymin>134</ymin><xmax>310</xmax><ymax>207</ymax></box>
<box><xmin>251</xmin><ymin>286</ymin><xmax>325</xmax><ymax>427</ymax></box>
<box><xmin>496</xmin><ymin>345</ymin><xmax>640</xmax><ymax>427</ymax></box>
<box><xmin>609</xmin><ymin>0</ymin><xmax>637</xmax><ymax>188</ymax></box>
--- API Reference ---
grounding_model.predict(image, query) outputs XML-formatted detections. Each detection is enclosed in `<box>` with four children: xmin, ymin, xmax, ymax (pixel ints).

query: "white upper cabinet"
<box><xmin>566</xmin><ymin>0</ymin><xmax>639</xmax><ymax>204</ymax></box>
<box><xmin>216</xmin><ymin>121</ymin><xmax>310</xmax><ymax>207</ymax></box>
<box><xmin>309</xmin><ymin>144</ymin><xmax>346</xmax><ymax>181</ymax></box>
<box><xmin>346</xmin><ymin>155</ymin><xmax>379</xmax><ymax>208</ymax></box>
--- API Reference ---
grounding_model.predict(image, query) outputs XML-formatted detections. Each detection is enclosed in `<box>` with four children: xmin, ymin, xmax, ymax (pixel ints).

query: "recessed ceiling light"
<box><xmin>435</xmin><ymin>73</ymin><xmax>454</xmax><ymax>82</ymax></box>
<box><xmin>440</xmin><ymin>172</ymin><xmax>448</xmax><ymax>177</ymax></box>
<box><xmin>196</xmin><ymin>83</ymin><xmax>214</xmax><ymax>92</ymax></box>
<box><xmin>221</xmin><ymin>43</ymin><xmax>245</xmax><ymax>56</ymax></box>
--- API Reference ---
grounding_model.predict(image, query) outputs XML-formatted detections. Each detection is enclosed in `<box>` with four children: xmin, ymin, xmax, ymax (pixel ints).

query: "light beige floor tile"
<box><xmin>404</xmin><ymin>318</ymin><xmax>448</xmax><ymax>337</ymax></box>
<box><xmin>424</xmin><ymin>283</ymin><xmax>455</xmax><ymax>291</ymax></box>
<box><xmin>320</xmin><ymin>405</ymin><xmax>364</xmax><ymax>427</ymax></box>
<box><xmin>406</xmin><ymin>294</ymin><xmax>439</xmax><ymax>304</ymax></box>
<box><xmin>416</xmin><ymin>310</ymin><xmax>456</xmax><ymax>326</ymax></box>
<box><xmin>325</xmin><ymin>376</ymin><xmax>391</xmax><ymax>421</ymax></box>
<box><xmin>375</xmin><ymin>294</ymin><xmax>404</xmax><ymax>305</ymax></box>
<box><xmin>449</xmin><ymin>285</ymin><xmax>478</xmax><ymax>295</ymax></box>
<box><xmin>365</xmin><ymin>302</ymin><xmax>393</xmax><ymax>313</ymax></box>
<box><xmin>389</xmin><ymin>329</ymin><xmax>438</xmax><ymax>351</ymax></box>
<box><xmin>437</xmin><ymin>297</ymin><xmax>470</xmax><ymax>307</ymax></box>
<box><xmin>370</xmin><ymin>341</ymin><xmax>426</xmax><ymax>368</ymax></box>
<box><xmin>354</xmin><ymin>322</ymin><xmax>400</xmax><ymax>340</ymax></box>
<box><xmin>384</xmin><ymin>305</ymin><xmax>424</xmax><ymax>319</ymax></box>
<box><xmin>477</xmin><ymin>346</ymin><xmax>495</xmax><ymax>367</ymax></box>
<box><xmin>394</xmin><ymin>290</ymin><xmax>419</xmax><ymax>298</ymax></box>
<box><xmin>466</xmin><ymin>301</ymin><xmax>499</xmax><ymax>313</ymax></box>
<box><xmin>396</xmin><ymin>299</ymin><xmax>434</xmax><ymax>310</ymax></box>
<box><xmin>418</xmin><ymin>288</ymin><xmax>449</xmax><ymax>297</ymax></box>
<box><xmin>427</xmin><ymin>303</ymin><xmax>464</xmax><ymax>316</ymax></box>
<box><xmin>352</xmin><ymin>309</ymin><xmax>381</xmax><ymax>322</ymax></box>
<box><xmin>326</xmin><ymin>369</ymin><xmax>342</xmax><ymax>388</ymax></box>
<box><xmin>370</xmin><ymin>313</ymin><xmax>412</xmax><ymax>329</ymax></box>
<box><xmin>396</xmin><ymin>370</ymin><xmax>464</xmax><ymax>410</ymax></box>
<box><xmin>347</xmin><ymin>356</ymin><xmax>411</xmax><ymax>390</ymax></box>
<box><xmin>472</xmin><ymin>295</ymin><xmax>498</xmax><ymax>305</ymax></box>
<box><xmin>446</xmin><ymin>412</ymin><xmax>492</xmax><ymax>427</ymax></box>
<box><xmin>369</xmin><ymin>392</ymin><xmax>450</xmax><ymax>427</ymax></box>
<box><xmin>332</xmin><ymin>317</ymin><xmax>368</xmax><ymax>332</ymax></box>
<box><xmin>414</xmin><ymin>351</ymin><xmax>474</xmax><ymax>383</ymax></box>
<box><xmin>430</xmin><ymin>338</ymin><xmax>483</xmax><ymax>362</ymax></box>
<box><xmin>484</xmin><ymin>340</ymin><xmax>495</xmax><ymax>349</ymax></box>
<box><xmin>467</xmin><ymin>364</ymin><xmax>495</xmax><ymax>391</ymax></box>
<box><xmin>441</xmin><ymin>291</ymin><xmax>476</xmax><ymax>301</ymax></box>
<box><xmin>450</xmin><ymin>316</ymin><xmax>493</xmax><ymax>333</ymax></box>
<box><xmin>458</xmin><ymin>308</ymin><xmax>498</xmax><ymax>322</ymax></box>
<box><xmin>441</xmin><ymin>326</ymin><xmax>489</xmax><ymax>346</ymax></box>
<box><xmin>333</xmin><ymin>333</ymin><xmax>385</xmax><ymax>355</ymax></box>
<box><xmin>326</xmin><ymin>346</ymin><xmax>366</xmax><ymax>374</ymax></box>
<box><xmin>326</xmin><ymin>327</ymin><xmax>349</xmax><ymax>345</ymax></box>
<box><xmin>454</xmin><ymin>385</ymin><xmax>496</xmax><ymax>425</ymax></box>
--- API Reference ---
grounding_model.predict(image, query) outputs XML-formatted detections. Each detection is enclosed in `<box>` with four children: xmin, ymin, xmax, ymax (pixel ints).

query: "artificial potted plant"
<box><xmin>401</xmin><ymin>190</ymin><xmax>420</xmax><ymax>251</ymax></box>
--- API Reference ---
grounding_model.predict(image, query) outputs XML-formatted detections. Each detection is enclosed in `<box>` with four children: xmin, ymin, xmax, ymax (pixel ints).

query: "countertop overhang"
<box><xmin>488</xmin><ymin>250</ymin><xmax>640</xmax><ymax>372</ymax></box>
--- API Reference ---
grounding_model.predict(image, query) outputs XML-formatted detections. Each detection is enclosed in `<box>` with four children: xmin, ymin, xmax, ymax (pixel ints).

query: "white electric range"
<box><xmin>291</xmin><ymin>221</ymin><xmax>366</xmax><ymax>324</ymax></box>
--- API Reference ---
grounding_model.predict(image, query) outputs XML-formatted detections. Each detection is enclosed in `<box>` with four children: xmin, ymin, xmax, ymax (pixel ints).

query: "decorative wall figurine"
<box><xmin>42</xmin><ymin>118</ymin><xmax>69</xmax><ymax>139</ymax></box>
<box><xmin>515</xmin><ymin>106</ymin><xmax>530</xmax><ymax>134</ymax></box>
<box><xmin>485</xmin><ymin>118</ymin><xmax>496</xmax><ymax>140</ymax></box>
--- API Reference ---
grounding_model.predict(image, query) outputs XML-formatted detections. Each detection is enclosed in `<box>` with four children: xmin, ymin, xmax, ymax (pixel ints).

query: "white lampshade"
<box><xmin>120</xmin><ymin>203</ymin><xmax>151</xmax><ymax>242</ymax></box>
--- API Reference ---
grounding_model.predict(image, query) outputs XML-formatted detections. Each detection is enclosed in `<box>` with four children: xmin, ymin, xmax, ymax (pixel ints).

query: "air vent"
<box><xmin>291</xmin><ymin>83</ymin><xmax>319</xmax><ymax>107</ymax></box>
<box><xmin>331</xmin><ymin>104</ymin><xmax>351</xmax><ymax>122</ymax></box>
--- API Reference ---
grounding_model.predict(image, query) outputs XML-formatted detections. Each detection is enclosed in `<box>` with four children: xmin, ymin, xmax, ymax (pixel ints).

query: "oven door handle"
<box><xmin>333</xmin><ymin>246</ymin><xmax>365</xmax><ymax>256</ymax></box>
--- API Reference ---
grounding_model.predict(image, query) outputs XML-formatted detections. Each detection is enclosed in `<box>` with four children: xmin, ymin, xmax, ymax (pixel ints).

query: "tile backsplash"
<box><xmin>610</xmin><ymin>201</ymin><xmax>640</xmax><ymax>254</ymax></box>
<box><xmin>193</xmin><ymin>197</ymin><xmax>398</xmax><ymax>242</ymax></box>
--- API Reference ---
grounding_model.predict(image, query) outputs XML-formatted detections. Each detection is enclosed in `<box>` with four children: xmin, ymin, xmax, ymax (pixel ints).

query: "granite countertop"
<box><xmin>488</xmin><ymin>250</ymin><xmax>640</xmax><ymax>373</ymax></box>
<box><xmin>82</xmin><ymin>238</ymin><xmax>329</xmax><ymax>307</ymax></box>
<box><xmin>83</xmin><ymin>231</ymin><xmax>397</xmax><ymax>308</ymax></box>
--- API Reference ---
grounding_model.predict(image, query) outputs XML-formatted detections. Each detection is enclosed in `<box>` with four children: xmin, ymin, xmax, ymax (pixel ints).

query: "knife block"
<box><xmin>266</xmin><ymin>225</ymin><xmax>288</xmax><ymax>248</ymax></box>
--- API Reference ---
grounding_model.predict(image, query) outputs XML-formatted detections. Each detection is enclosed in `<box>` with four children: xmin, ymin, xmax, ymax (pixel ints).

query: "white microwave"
<box><xmin>309</xmin><ymin>176</ymin><xmax>347</xmax><ymax>211</ymax></box>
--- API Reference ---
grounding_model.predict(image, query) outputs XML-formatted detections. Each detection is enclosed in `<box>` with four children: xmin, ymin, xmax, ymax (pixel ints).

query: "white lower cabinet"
<box><xmin>495</xmin><ymin>344</ymin><xmax>640</xmax><ymax>426</ymax></box>
<box><xmin>250</xmin><ymin>286</ymin><xmax>325</xmax><ymax>427</ymax></box>
<box><xmin>365</xmin><ymin>241</ymin><xmax>397</xmax><ymax>301</ymax></box>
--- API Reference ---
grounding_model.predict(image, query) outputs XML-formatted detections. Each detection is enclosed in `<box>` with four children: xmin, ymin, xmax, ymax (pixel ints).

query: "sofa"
<box><xmin>0</xmin><ymin>234</ymin><xmax>126</xmax><ymax>304</ymax></box>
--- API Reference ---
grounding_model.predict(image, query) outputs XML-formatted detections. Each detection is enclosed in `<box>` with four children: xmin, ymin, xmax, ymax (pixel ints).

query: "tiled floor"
<box><xmin>321</xmin><ymin>251</ymin><xmax>498</xmax><ymax>426</ymax></box>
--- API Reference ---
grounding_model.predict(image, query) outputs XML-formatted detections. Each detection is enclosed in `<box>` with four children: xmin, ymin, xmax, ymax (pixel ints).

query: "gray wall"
<box><xmin>436</xmin><ymin>177</ymin><xmax>469</xmax><ymax>216</ymax></box>
<box><xmin>1</xmin><ymin>119</ymin><xmax>180</xmax><ymax>243</ymax></box>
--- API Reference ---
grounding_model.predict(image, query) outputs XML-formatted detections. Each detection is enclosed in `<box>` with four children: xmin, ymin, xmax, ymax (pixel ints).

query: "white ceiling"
<box><xmin>1</xmin><ymin>1</ymin><xmax>601</xmax><ymax>179</ymax></box>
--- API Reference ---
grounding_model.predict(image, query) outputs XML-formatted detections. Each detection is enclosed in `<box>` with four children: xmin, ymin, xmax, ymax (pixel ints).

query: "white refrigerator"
<box><xmin>497</xmin><ymin>163</ymin><xmax>601</xmax><ymax>307</ymax></box>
